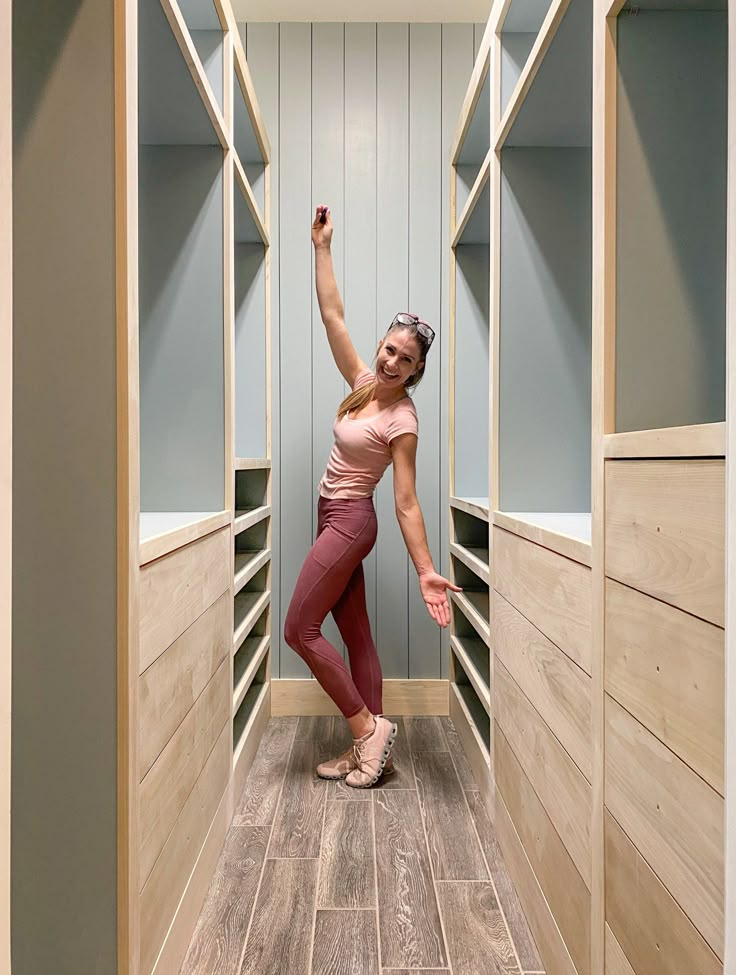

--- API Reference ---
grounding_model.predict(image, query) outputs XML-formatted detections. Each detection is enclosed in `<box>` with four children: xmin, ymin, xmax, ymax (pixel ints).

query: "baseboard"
<box><xmin>270</xmin><ymin>678</ymin><xmax>449</xmax><ymax>716</ymax></box>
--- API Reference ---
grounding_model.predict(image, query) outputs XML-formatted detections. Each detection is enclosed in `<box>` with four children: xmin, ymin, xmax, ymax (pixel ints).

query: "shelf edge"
<box><xmin>603</xmin><ymin>422</ymin><xmax>726</xmax><ymax>460</ymax></box>
<box><xmin>234</xmin><ymin>154</ymin><xmax>269</xmax><ymax>246</ymax></box>
<box><xmin>493</xmin><ymin>511</ymin><xmax>593</xmax><ymax>568</ymax></box>
<box><xmin>233</xmin><ymin>636</ymin><xmax>270</xmax><ymax>714</ymax></box>
<box><xmin>452</xmin><ymin>150</ymin><xmax>492</xmax><ymax>249</ymax></box>
<box><xmin>233</xmin><ymin>590</ymin><xmax>271</xmax><ymax>654</ymax></box>
<box><xmin>139</xmin><ymin>510</ymin><xmax>231</xmax><ymax>566</ymax></box>
<box><xmin>450</xmin><ymin>634</ymin><xmax>491</xmax><ymax>715</ymax></box>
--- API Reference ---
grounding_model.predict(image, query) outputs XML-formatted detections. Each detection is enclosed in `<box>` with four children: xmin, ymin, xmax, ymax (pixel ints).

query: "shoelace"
<box><xmin>352</xmin><ymin>740</ymin><xmax>379</xmax><ymax>772</ymax></box>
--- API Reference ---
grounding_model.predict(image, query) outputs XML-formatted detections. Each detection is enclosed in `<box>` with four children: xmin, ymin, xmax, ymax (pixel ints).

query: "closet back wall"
<box><xmin>241</xmin><ymin>21</ymin><xmax>485</xmax><ymax>680</ymax></box>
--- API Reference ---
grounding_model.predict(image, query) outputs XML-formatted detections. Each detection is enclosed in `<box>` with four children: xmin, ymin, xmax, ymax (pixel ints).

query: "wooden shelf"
<box><xmin>234</xmin><ymin>154</ymin><xmax>269</xmax><ymax>245</ymax></box>
<box><xmin>451</xmin><ymin>589</ymin><xmax>491</xmax><ymax>647</ymax></box>
<box><xmin>234</xmin><ymin>548</ymin><xmax>271</xmax><ymax>595</ymax></box>
<box><xmin>496</xmin><ymin>0</ymin><xmax>591</xmax><ymax>149</ymax></box>
<box><xmin>234</xmin><ymin>504</ymin><xmax>271</xmax><ymax>535</ymax></box>
<box><xmin>450</xmin><ymin>541</ymin><xmax>490</xmax><ymax>586</ymax></box>
<box><xmin>232</xmin><ymin>26</ymin><xmax>271</xmax><ymax>165</ymax></box>
<box><xmin>493</xmin><ymin>511</ymin><xmax>592</xmax><ymax>567</ymax></box>
<box><xmin>139</xmin><ymin>510</ymin><xmax>230</xmax><ymax>565</ymax></box>
<box><xmin>450</xmin><ymin>496</ymin><xmax>490</xmax><ymax>523</ymax></box>
<box><xmin>233</xmin><ymin>680</ymin><xmax>269</xmax><ymax>757</ymax></box>
<box><xmin>233</xmin><ymin>635</ymin><xmax>270</xmax><ymax>713</ymax></box>
<box><xmin>160</xmin><ymin>0</ymin><xmax>228</xmax><ymax>147</ymax></box>
<box><xmin>604</xmin><ymin>422</ymin><xmax>727</xmax><ymax>460</ymax></box>
<box><xmin>451</xmin><ymin>634</ymin><xmax>491</xmax><ymax>715</ymax></box>
<box><xmin>233</xmin><ymin>589</ymin><xmax>270</xmax><ymax>653</ymax></box>
<box><xmin>453</xmin><ymin>152</ymin><xmax>492</xmax><ymax>247</ymax></box>
<box><xmin>235</xmin><ymin>457</ymin><xmax>271</xmax><ymax>470</ymax></box>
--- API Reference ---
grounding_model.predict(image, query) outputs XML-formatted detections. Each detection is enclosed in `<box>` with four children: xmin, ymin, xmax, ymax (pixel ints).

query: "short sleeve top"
<box><xmin>318</xmin><ymin>368</ymin><xmax>419</xmax><ymax>499</ymax></box>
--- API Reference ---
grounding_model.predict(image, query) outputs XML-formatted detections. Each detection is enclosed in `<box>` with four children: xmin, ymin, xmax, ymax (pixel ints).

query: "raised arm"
<box><xmin>312</xmin><ymin>206</ymin><xmax>367</xmax><ymax>387</ymax></box>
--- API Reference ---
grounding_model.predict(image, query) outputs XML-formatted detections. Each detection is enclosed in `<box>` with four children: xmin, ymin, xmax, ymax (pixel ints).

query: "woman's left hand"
<box><xmin>418</xmin><ymin>571</ymin><xmax>462</xmax><ymax>628</ymax></box>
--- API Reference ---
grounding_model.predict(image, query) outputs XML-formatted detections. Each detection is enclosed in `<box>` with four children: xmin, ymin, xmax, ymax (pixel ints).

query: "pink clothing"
<box><xmin>318</xmin><ymin>368</ymin><xmax>419</xmax><ymax>499</ymax></box>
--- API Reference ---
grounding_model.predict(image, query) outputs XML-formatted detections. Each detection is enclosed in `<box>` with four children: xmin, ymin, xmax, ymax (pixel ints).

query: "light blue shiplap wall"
<box><xmin>241</xmin><ymin>21</ymin><xmax>484</xmax><ymax>681</ymax></box>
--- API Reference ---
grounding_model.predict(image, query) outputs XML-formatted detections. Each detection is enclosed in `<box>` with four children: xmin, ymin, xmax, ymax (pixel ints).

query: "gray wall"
<box><xmin>616</xmin><ymin>11</ymin><xmax>727</xmax><ymax>432</ymax></box>
<box><xmin>242</xmin><ymin>22</ymin><xmax>483</xmax><ymax>680</ymax></box>
<box><xmin>12</xmin><ymin>1</ymin><xmax>118</xmax><ymax>971</ymax></box>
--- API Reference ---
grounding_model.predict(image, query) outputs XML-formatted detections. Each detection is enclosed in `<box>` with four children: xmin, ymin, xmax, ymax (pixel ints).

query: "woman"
<box><xmin>284</xmin><ymin>205</ymin><xmax>460</xmax><ymax>789</ymax></box>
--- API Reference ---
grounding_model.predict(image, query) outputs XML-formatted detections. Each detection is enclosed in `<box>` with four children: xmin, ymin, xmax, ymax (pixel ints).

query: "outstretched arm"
<box><xmin>391</xmin><ymin>433</ymin><xmax>461</xmax><ymax>628</ymax></box>
<box><xmin>312</xmin><ymin>206</ymin><xmax>368</xmax><ymax>387</ymax></box>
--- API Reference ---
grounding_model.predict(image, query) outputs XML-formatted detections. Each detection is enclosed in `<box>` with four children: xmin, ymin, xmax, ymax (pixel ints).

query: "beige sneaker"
<box><xmin>316</xmin><ymin>747</ymin><xmax>394</xmax><ymax>780</ymax></box>
<box><xmin>346</xmin><ymin>716</ymin><xmax>398</xmax><ymax>789</ymax></box>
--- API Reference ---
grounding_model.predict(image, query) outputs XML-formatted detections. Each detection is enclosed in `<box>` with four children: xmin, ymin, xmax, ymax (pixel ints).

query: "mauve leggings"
<box><xmin>284</xmin><ymin>495</ymin><xmax>382</xmax><ymax>719</ymax></box>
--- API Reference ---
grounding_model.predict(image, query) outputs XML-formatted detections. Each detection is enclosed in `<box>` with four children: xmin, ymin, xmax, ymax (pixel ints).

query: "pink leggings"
<box><xmin>284</xmin><ymin>496</ymin><xmax>382</xmax><ymax>719</ymax></box>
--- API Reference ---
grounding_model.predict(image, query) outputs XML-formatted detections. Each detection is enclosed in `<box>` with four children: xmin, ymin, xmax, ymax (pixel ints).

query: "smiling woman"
<box><xmin>282</xmin><ymin>206</ymin><xmax>461</xmax><ymax>789</ymax></box>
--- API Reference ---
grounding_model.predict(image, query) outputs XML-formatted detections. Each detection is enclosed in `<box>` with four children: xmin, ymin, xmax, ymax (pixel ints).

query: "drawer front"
<box><xmin>605</xmin><ymin>459</ymin><xmax>725</xmax><ymax>626</ymax></box>
<box><xmin>493</xmin><ymin>527</ymin><xmax>592</xmax><ymax>674</ymax></box>
<box><xmin>139</xmin><ymin>526</ymin><xmax>230</xmax><ymax>673</ymax></box>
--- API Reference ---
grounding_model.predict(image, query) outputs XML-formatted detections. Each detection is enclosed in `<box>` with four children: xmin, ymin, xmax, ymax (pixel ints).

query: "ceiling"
<box><xmin>230</xmin><ymin>0</ymin><xmax>491</xmax><ymax>21</ymax></box>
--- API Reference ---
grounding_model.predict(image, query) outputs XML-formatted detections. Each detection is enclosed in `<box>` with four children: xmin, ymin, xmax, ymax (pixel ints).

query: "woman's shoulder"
<box><xmin>352</xmin><ymin>367</ymin><xmax>376</xmax><ymax>391</ymax></box>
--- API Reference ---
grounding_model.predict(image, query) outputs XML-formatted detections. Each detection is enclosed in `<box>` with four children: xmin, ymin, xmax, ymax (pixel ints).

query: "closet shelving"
<box><xmin>448</xmin><ymin>20</ymin><xmax>494</xmax><ymax>810</ymax></box>
<box><xmin>498</xmin><ymin>0</ymin><xmax>555</xmax><ymax>117</ymax></box>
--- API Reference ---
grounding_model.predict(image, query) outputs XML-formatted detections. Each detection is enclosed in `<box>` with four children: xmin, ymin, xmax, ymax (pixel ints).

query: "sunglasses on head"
<box><xmin>389</xmin><ymin>313</ymin><xmax>435</xmax><ymax>347</ymax></box>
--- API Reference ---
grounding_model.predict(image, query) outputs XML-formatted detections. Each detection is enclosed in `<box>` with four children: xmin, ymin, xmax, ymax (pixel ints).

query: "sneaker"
<box><xmin>346</xmin><ymin>716</ymin><xmax>398</xmax><ymax>789</ymax></box>
<box><xmin>316</xmin><ymin>747</ymin><xmax>394</xmax><ymax>780</ymax></box>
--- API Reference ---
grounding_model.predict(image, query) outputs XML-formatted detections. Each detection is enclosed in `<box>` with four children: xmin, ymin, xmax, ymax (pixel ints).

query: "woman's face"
<box><xmin>376</xmin><ymin>328</ymin><xmax>422</xmax><ymax>388</ymax></box>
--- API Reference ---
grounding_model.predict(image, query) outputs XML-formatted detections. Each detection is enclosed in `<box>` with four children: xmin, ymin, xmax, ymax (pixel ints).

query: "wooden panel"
<box><xmin>138</xmin><ymin>590</ymin><xmax>230</xmax><ymax>779</ymax></box>
<box><xmin>374</xmin><ymin>790</ymin><xmax>447</xmax><ymax>969</ymax></box>
<box><xmin>413</xmin><ymin>751</ymin><xmax>489</xmax><ymax>880</ymax></box>
<box><xmin>312</xmin><ymin>911</ymin><xmax>380</xmax><ymax>975</ymax></box>
<box><xmin>605</xmin><ymin>578</ymin><xmax>724</xmax><ymax>795</ymax></box>
<box><xmin>240</xmin><ymin>858</ymin><xmax>319</xmax><ymax>975</ymax></box>
<box><xmin>139</xmin><ymin>509</ymin><xmax>231</xmax><ymax>565</ymax></box>
<box><xmin>375</xmin><ymin>23</ymin><xmax>410</xmax><ymax>678</ymax></box>
<box><xmin>493</xmin><ymin>509</ymin><xmax>592</xmax><ymax>567</ymax></box>
<box><xmin>495</xmin><ymin>794</ymin><xmax>577</xmax><ymax>975</ymax></box>
<box><xmin>270</xmin><ymin>678</ymin><xmax>449</xmax><ymax>716</ymax></box>
<box><xmin>603</xmin><ymin>422</ymin><xmax>726</xmax><ymax>459</ymax></box>
<box><xmin>318</xmin><ymin>802</ymin><xmax>376</xmax><ymax>909</ymax></box>
<box><xmin>494</xmin><ymin>527</ymin><xmax>592</xmax><ymax>674</ymax></box>
<box><xmin>232</xmin><ymin>683</ymin><xmax>271</xmax><ymax>806</ymax></box>
<box><xmin>139</xmin><ymin>658</ymin><xmax>230</xmax><ymax>889</ymax></box>
<box><xmin>139</xmin><ymin>526</ymin><xmax>230</xmax><ymax>673</ymax></box>
<box><xmin>436</xmin><ymin>882</ymin><xmax>520</xmax><ymax>975</ymax></box>
<box><xmin>179</xmin><ymin>825</ymin><xmax>270</xmax><ymax>975</ymax></box>
<box><xmin>408</xmin><ymin>23</ymin><xmax>443</xmax><ymax>679</ymax></box>
<box><xmin>495</xmin><ymin>727</ymin><xmax>590</xmax><ymax>975</ymax></box>
<box><xmin>605</xmin><ymin>811</ymin><xmax>721</xmax><ymax>975</ymax></box>
<box><xmin>494</xmin><ymin>591</ymin><xmax>592</xmax><ymax>780</ymax></box>
<box><xmin>278</xmin><ymin>23</ymin><xmax>313</xmax><ymax>679</ymax></box>
<box><xmin>605</xmin><ymin>925</ymin><xmax>635</xmax><ymax>975</ymax></box>
<box><xmin>449</xmin><ymin>684</ymin><xmax>492</xmax><ymax>807</ymax></box>
<box><xmin>494</xmin><ymin>664</ymin><xmax>592</xmax><ymax>886</ymax></box>
<box><xmin>344</xmin><ymin>22</ymin><xmax>378</xmax><ymax>645</ymax></box>
<box><xmin>140</xmin><ymin>723</ymin><xmax>230</xmax><ymax>975</ymax></box>
<box><xmin>605</xmin><ymin>459</ymin><xmax>725</xmax><ymax>626</ymax></box>
<box><xmin>605</xmin><ymin>695</ymin><xmax>724</xmax><ymax>957</ymax></box>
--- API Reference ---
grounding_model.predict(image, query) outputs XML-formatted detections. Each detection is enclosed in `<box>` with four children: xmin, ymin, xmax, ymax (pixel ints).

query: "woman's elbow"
<box><xmin>394</xmin><ymin>493</ymin><xmax>418</xmax><ymax>518</ymax></box>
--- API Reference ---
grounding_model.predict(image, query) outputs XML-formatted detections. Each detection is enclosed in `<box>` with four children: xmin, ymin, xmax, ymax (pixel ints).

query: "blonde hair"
<box><xmin>336</xmin><ymin>323</ymin><xmax>431</xmax><ymax>420</ymax></box>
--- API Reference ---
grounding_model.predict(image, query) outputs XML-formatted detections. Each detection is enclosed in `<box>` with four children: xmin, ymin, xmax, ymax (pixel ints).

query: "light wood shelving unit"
<box><xmin>12</xmin><ymin>0</ymin><xmax>271</xmax><ymax>972</ymax></box>
<box><xmin>449</xmin><ymin>0</ymin><xmax>735</xmax><ymax>973</ymax></box>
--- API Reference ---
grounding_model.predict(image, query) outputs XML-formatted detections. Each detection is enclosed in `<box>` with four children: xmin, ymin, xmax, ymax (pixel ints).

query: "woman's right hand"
<box><xmin>312</xmin><ymin>205</ymin><xmax>333</xmax><ymax>249</ymax></box>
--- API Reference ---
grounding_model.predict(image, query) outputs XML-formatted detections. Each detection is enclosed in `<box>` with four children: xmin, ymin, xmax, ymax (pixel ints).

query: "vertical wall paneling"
<box><xmin>408</xmin><ymin>24</ymin><xmax>442</xmax><ymax>678</ymax></box>
<box><xmin>234</xmin><ymin>244</ymin><xmax>268</xmax><ymax>458</ymax></box>
<box><xmin>376</xmin><ymin>23</ymin><xmax>411</xmax><ymax>678</ymax></box>
<box><xmin>278</xmin><ymin>23</ymin><xmax>312</xmax><ymax>677</ymax></box>
<box><xmin>474</xmin><ymin>22</ymin><xmax>486</xmax><ymax>59</ymax></box>
<box><xmin>344</xmin><ymin>23</ymin><xmax>379</xmax><ymax>640</ymax></box>
<box><xmin>243</xmin><ymin>22</ymin><xmax>281</xmax><ymax>674</ymax></box>
<box><xmin>311</xmin><ymin>22</ymin><xmax>346</xmax><ymax>660</ymax></box>
<box><xmin>441</xmin><ymin>25</ymin><xmax>476</xmax><ymax>679</ymax></box>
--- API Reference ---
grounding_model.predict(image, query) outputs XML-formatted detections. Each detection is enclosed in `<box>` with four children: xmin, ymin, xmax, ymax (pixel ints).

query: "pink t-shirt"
<box><xmin>319</xmin><ymin>368</ymin><xmax>419</xmax><ymax>499</ymax></box>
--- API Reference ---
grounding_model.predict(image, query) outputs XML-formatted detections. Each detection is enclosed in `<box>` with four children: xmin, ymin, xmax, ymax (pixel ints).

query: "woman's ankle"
<box><xmin>347</xmin><ymin>708</ymin><xmax>375</xmax><ymax>740</ymax></box>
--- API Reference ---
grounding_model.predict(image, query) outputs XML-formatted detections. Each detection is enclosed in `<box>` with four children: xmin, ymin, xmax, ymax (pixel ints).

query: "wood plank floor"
<box><xmin>181</xmin><ymin>714</ymin><xmax>545</xmax><ymax>975</ymax></box>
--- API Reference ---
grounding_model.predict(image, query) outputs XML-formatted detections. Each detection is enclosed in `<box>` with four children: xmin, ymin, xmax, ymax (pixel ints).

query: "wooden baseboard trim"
<box><xmin>270</xmin><ymin>679</ymin><xmax>449</xmax><ymax>716</ymax></box>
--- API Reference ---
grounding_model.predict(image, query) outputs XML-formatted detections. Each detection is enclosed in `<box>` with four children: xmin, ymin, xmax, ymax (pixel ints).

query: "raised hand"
<box><xmin>418</xmin><ymin>571</ymin><xmax>462</xmax><ymax>628</ymax></box>
<box><xmin>312</xmin><ymin>205</ymin><xmax>333</xmax><ymax>249</ymax></box>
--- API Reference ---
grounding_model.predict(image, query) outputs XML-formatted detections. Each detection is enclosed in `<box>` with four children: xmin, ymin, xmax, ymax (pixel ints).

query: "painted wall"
<box><xmin>241</xmin><ymin>21</ymin><xmax>485</xmax><ymax>680</ymax></box>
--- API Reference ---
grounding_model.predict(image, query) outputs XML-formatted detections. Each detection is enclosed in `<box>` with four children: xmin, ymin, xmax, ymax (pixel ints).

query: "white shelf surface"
<box><xmin>140</xmin><ymin>510</ymin><xmax>222</xmax><ymax>541</ymax></box>
<box><xmin>500</xmin><ymin>511</ymin><xmax>591</xmax><ymax>543</ymax></box>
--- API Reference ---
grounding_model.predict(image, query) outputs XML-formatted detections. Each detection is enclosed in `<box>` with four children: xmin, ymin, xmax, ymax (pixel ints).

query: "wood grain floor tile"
<box><xmin>374</xmin><ymin>790</ymin><xmax>447</xmax><ymax>970</ymax></box>
<box><xmin>382</xmin><ymin>970</ymin><xmax>449</xmax><ymax>974</ymax></box>
<box><xmin>413</xmin><ymin>751</ymin><xmax>488</xmax><ymax>881</ymax></box>
<box><xmin>311</xmin><ymin>910</ymin><xmax>379</xmax><ymax>975</ymax></box>
<box><xmin>239</xmin><ymin>858</ymin><xmax>318</xmax><ymax>975</ymax></box>
<box><xmin>268</xmin><ymin>739</ymin><xmax>329</xmax><ymax>857</ymax></box>
<box><xmin>180</xmin><ymin>826</ymin><xmax>269</xmax><ymax>975</ymax></box>
<box><xmin>233</xmin><ymin>718</ymin><xmax>297</xmax><ymax>826</ymax></box>
<box><xmin>295</xmin><ymin>715</ymin><xmax>334</xmax><ymax>741</ymax></box>
<box><xmin>405</xmin><ymin>716</ymin><xmax>448</xmax><ymax>752</ymax></box>
<box><xmin>318</xmin><ymin>801</ymin><xmax>376</xmax><ymax>909</ymax></box>
<box><xmin>380</xmin><ymin>717</ymin><xmax>417</xmax><ymax>790</ymax></box>
<box><xmin>466</xmin><ymin>791</ymin><xmax>542</xmax><ymax>972</ymax></box>
<box><xmin>441</xmin><ymin>716</ymin><xmax>477</xmax><ymax>790</ymax></box>
<box><xmin>437</xmin><ymin>882</ymin><xmax>521</xmax><ymax>975</ymax></box>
